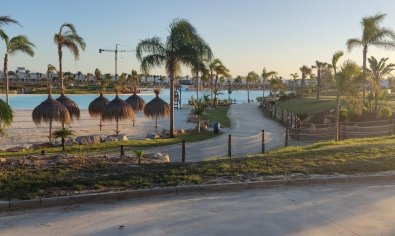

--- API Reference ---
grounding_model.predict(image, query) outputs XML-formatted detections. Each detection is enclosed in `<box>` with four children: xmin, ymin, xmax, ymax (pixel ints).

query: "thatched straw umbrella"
<box><xmin>144</xmin><ymin>89</ymin><xmax>170</xmax><ymax>132</ymax></box>
<box><xmin>33</xmin><ymin>64</ymin><xmax>71</xmax><ymax>142</ymax></box>
<box><xmin>88</xmin><ymin>93</ymin><xmax>109</xmax><ymax>130</ymax></box>
<box><xmin>57</xmin><ymin>93</ymin><xmax>80</xmax><ymax>126</ymax></box>
<box><xmin>102</xmin><ymin>93</ymin><xmax>135</xmax><ymax>134</ymax></box>
<box><xmin>125</xmin><ymin>92</ymin><xmax>146</xmax><ymax>127</ymax></box>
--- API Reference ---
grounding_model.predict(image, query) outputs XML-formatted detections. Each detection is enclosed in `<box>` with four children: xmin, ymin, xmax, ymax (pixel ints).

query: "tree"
<box><xmin>270</xmin><ymin>76</ymin><xmax>285</xmax><ymax>97</ymax></box>
<box><xmin>53</xmin><ymin>128</ymin><xmax>74</xmax><ymax>152</ymax></box>
<box><xmin>290</xmin><ymin>73</ymin><xmax>299</xmax><ymax>92</ymax></box>
<box><xmin>299</xmin><ymin>65</ymin><xmax>312</xmax><ymax>97</ymax></box>
<box><xmin>0</xmin><ymin>16</ymin><xmax>20</xmax><ymax>41</ymax></box>
<box><xmin>368</xmin><ymin>56</ymin><xmax>395</xmax><ymax>112</ymax></box>
<box><xmin>192</xmin><ymin>97</ymin><xmax>209</xmax><ymax>133</ymax></box>
<box><xmin>0</xmin><ymin>98</ymin><xmax>13</xmax><ymax>136</ymax></box>
<box><xmin>312</xmin><ymin>61</ymin><xmax>328</xmax><ymax>100</ymax></box>
<box><xmin>246</xmin><ymin>71</ymin><xmax>259</xmax><ymax>103</ymax></box>
<box><xmin>209</xmin><ymin>58</ymin><xmax>230</xmax><ymax>104</ymax></box>
<box><xmin>346</xmin><ymin>13</ymin><xmax>395</xmax><ymax>103</ymax></box>
<box><xmin>331</xmin><ymin>51</ymin><xmax>362</xmax><ymax>141</ymax></box>
<box><xmin>3</xmin><ymin>34</ymin><xmax>35</xmax><ymax>104</ymax></box>
<box><xmin>262</xmin><ymin>68</ymin><xmax>277</xmax><ymax>101</ymax></box>
<box><xmin>136</xmin><ymin>19</ymin><xmax>212</xmax><ymax>137</ymax></box>
<box><xmin>234</xmin><ymin>75</ymin><xmax>243</xmax><ymax>89</ymax></box>
<box><xmin>54</xmin><ymin>23</ymin><xmax>86</xmax><ymax>93</ymax></box>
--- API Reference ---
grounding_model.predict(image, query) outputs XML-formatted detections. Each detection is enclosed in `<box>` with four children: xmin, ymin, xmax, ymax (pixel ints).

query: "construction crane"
<box><xmin>99</xmin><ymin>44</ymin><xmax>134</xmax><ymax>81</ymax></box>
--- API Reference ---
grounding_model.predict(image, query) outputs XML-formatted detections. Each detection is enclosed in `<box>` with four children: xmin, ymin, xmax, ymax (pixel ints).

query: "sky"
<box><xmin>2</xmin><ymin>0</ymin><xmax>395</xmax><ymax>78</ymax></box>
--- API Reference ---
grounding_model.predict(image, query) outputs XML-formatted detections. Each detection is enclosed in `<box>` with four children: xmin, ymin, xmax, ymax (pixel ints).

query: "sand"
<box><xmin>0</xmin><ymin>108</ymin><xmax>196</xmax><ymax>150</ymax></box>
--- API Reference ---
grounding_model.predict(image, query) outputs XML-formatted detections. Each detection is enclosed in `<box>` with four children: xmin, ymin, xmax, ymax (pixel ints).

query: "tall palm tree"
<box><xmin>3</xmin><ymin>34</ymin><xmax>35</xmax><ymax>104</ymax></box>
<box><xmin>94</xmin><ymin>68</ymin><xmax>101</xmax><ymax>88</ymax></box>
<box><xmin>0</xmin><ymin>16</ymin><xmax>20</xmax><ymax>41</ymax></box>
<box><xmin>209</xmin><ymin>58</ymin><xmax>230</xmax><ymax>103</ymax></box>
<box><xmin>346</xmin><ymin>13</ymin><xmax>395</xmax><ymax>103</ymax></box>
<box><xmin>368</xmin><ymin>56</ymin><xmax>395</xmax><ymax>112</ymax></box>
<box><xmin>246</xmin><ymin>71</ymin><xmax>259</xmax><ymax>103</ymax></box>
<box><xmin>312</xmin><ymin>61</ymin><xmax>328</xmax><ymax>100</ymax></box>
<box><xmin>290</xmin><ymin>73</ymin><xmax>299</xmax><ymax>92</ymax></box>
<box><xmin>299</xmin><ymin>65</ymin><xmax>312</xmax><ymax>97</ymax></box>
<box><xmin>136</xmin><ymin>19</ymin><xmax>212</xmax><ymax>137</ymax></box>
<box><xmin>54</xmin><ymin>23</ymin><xmax>86</xmax><ymax>93</ymax></box>
<box><xmin>262</xmin><ymin>68</ymin><xmax>277</xmax><ymax>100</ymax></box>
<box><xmin>191</xmin><ymin>60</ymin><xmax>208</xmax><ymax>99</ymax></box>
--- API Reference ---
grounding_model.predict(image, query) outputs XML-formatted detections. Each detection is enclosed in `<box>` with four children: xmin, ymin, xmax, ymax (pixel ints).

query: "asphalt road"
<box><xmin>2</xmin><ymin>181</ymin><xmax>395</xmax><ymax>235</ymax></box>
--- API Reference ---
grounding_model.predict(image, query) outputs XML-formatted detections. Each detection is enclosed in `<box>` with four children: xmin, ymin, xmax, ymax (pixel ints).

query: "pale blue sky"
<box><xmin>2</xmin><ymin>0</ymin><xmax>395</xmax><ymax>78</ymax></box>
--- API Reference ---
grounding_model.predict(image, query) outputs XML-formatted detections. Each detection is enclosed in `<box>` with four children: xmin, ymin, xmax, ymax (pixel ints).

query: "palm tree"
<box><xmin>0</xmin><ymin>16</ymin><xmax>20</xmax><ymax>41</ymax></box>
<box><xmin>346</xmin><ymin>13</ymin><xmax>395</xmax><ymax>103</ymax></box>
<box><xmin>136</xmin><ymin>19</ymin><xmax>212</xmax><ymax>137</ymax></box>
<box><xmin>53</xmin><ymin>128</ymin><xmax>74</xmax><ymax>152</ymax></box>
<box><xmin>290</xmin><ymin>73</ymin><xmax>299</xmax><ymax>92</ymax></box>
<box><xmin>209</xmin><ymin>58</ymin><xmax>230</xmax><ymax>103</ymax></box>
<box><xmin>54</xmin><ymin>23</ymin><xmax>86</xmax><ymax>93</ymax></box>
<box><xmin>312</xmin><ymin>61</ymin><xmax>328</xmax><ymax>100</ymax></box>
<box><xmin>299</xmin><ymin>65</ymin><xmax>312</xmax><ymax>97</ymax></box>
<box><xmin>191</xmin><ymin>60</ymin><xmax>209</xmax><ymax>99</ymax></box>
<box><xmin>0</xmin><ymin>98</ymin><xmax>13</xmax><ymax>136</ymax></box>
<box><xmin>270</xmin><ymin>76</ymin><xmax>285</xmax><ymax>97</ymax></box>
<box><xmin>94</xmin><ymin>68</ymin><xmax>101</xmax><ymax>88</ymax></box>
<box><xmin>262</xmin><ymin>68</ymin><xmax>277</xmax><ymax>102</ymax></box>
<box><xmin>368</xmin><ymin>56</ymin><xmax>395</xmax><ymax>112</ymax></box>
<box><xmin>246</xmin><ymin>71</ymin><xmax>259</xmax><ymax>103</ymax></box>
<box><xmin>192</xmin><ymin>97</ymin><xmax>209</xmax><ymax>133</ymax></box>
<box><xmin>3</xmin><ymin>34</ymin><xmax>35</xmax><ymax>104</ymax></box>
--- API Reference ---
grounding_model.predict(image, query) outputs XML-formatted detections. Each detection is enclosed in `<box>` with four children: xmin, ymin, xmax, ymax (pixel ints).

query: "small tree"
<box><xmin>192</xmin><ymin>98</ymin><xmax>209</xmax><ymax>133</ymax></box>
<box><xmin>0</xmin><ymin>98</ymin><xmax>13</xmax><ymax>136</ymax></box>
<box><xmin>53</xmin><ymin>128</ymin><xmax>74</xmax><ymax>152</ymax></box>
<box><xmin>133</xmin><ymin>149</ymin><xmax>144</xmax><ymax>164</ymax></box>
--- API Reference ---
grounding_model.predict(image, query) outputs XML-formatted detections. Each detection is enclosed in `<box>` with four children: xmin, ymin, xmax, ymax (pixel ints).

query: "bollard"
<box><xmin>228</xmin><ymin>134</ymin><xmax>232</xmax><ymax>158</ymax></box>
<box><xmin>41</xmin><ymin>149</ymin><xmax>46</xmax><ymax>156</ymax></box>
<box><xmin>182</xmin><ymin>141</ymin><xmax>186</xmax><ymax>163</ymax></box>
<box><xmin>262</xmin><ymin>130</ymin><xmax>265</xmax><ymax>153</ymax></box>
<box><xmin>285</xmin><ymin>126</ymin><xmax>289</xmax><ymax>147</ymax></box>
<box><xmin>120</xmin><ymin>145</ymin><xmax>124</xmax><ymax>157</ymax></box>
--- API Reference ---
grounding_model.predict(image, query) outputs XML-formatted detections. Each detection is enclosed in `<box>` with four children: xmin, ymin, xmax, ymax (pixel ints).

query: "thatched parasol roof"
<box><xmin>57</xmin><ymin>93</ymin><xmax>80</xmax><ymax>120</ymax></box>
<box><xmin>88</xmin><ymin>93</ymin><xmax>109</xmax><ymax>118</ymax></box>
<box><xmin>125</xmin><ymin>93</ymin><xmax>146</xmax><ymax>112</ymax></box>
<box><xmin>144</xmin><ymin>89</ymin><xmax>170</xmax><ymax>119</ymax></box>
<box><xmin>32</xmin><ymin>94</ymin><xmax>70</xmax><ymax>125</ymax></box>
<box><xmin>102</xmin><ymin>94</ymin><xmax>135</xmax><ymax>122</ymax></box>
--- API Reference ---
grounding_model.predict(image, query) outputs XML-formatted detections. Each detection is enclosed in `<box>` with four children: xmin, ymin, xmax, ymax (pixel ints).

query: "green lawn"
<box><xmin>3</xmin><ymin>135</ymin><xmax>395</xmax><ymax>199</ymax></box>
<box><xmin>277</xmin><ymin>97</ymin><xmax>337</xmax><ymax>115</ymax></box>
<box><xmin>203</xmin><ymin>106</ymin><xmax>231</xmax><ymax>127</ymax></box>
<box><xmin>0</xmin><ymin>131</ymin><xmax>219</xmax><ymax>158</ymax></box>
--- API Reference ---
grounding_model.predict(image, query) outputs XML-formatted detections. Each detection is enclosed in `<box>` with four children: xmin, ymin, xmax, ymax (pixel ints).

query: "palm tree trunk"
<box><xmin>169</xmin><ymin>69</ymin><xmax>175</xmax><ymax>138</ymax></box>
<box><xmin>362</xmin><ymin>46</ymin><xmax>367</xmax><ymax>104</ymax></box>
<box><xmin>335</xmin><ymin>94</ymin><xmax>340</xmax><ymax>141</ymax></box>
<box><xmin>214</xmin><ymin>75</ymin><xmax>219</xmax><ymax>105</ymax></box>
<box><xmin>4</xmin><ymin>54</ymin><xmax>9</xmax><ymax>104</ymax></box>
<box><xmin>62</xmin><ymin>137</ymin><xmax>65</xmax><ymax>152</ymax></box>
<box><xmin>316</xmin><ymin>68</ymin><xmax>321</xmax><ymax>100</ymax></box>
<box><xmin>301</xmin><ymin>75</ymin><xmax>305</xmax><ymax>97</ymax></box>
<box><xmin>116</xmin><ymin>117</ymin><xmax>119</xmax><ymax>134</ymax></box>
<box><xmin>196</xmin><ymin>73</ymin><xmax>199</xmax><ymax>100</ymax></box>
<box><xmin>374</xmin><ymin>89</ymin><xmax>379</xmax><ymax>112</ymax></box>
<box><xmin>99</xmin><ymin>116</ymin><xmax>103</xmax><ymax>131</ymax></box>
<box><xmin>58</xmin><ymin>45</ymin><xmax>64</xmax><ymax>94</ymax></box>
<box><xmin>155</xmin><ymin>115</ymin><xmax>158</xmax><ymax>133</ymax></box>
<box><xmin>197</xmin><ymin>118</ymin><xmax>201</xmax><ymax>133</ymax></box>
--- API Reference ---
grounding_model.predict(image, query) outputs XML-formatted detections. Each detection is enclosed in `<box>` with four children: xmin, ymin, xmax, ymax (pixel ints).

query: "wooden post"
<box><xmin>120</xmin><ymin>145</ymin><xmax>124</xmax><ymax>157</ymax></box>
<box><xmin>182</xmin><ymin>141</ymin><xmax>186</xmax><ymax>162</ymax></box>
<box><xmin>290</xmin><ymin>113</ymin><xmax>293</xmax><ymax>127</ymax></box>
<box><xmin>274</xmin><ymin>106</ymin><xmax>277</xmax><ymax>119</ymax></box>
<box><xmin>228</xmin><ymin>134</ymin><xmax>232</xmax><ymax>158</ymax></box>
<box><xmin>285</xmin><ymin>125</ymin><xmax>289</xmax><ymax>147</ymax></box>
<box><xmin>262</xmin><ymin>130</ymin><xmax>265</xmax><ymax>153</ymax></box>
<box><xmin>281</xmin><ymin>108</ymin><xmax>284</xmax><ymax>123</ymax></box>
<box><xmin>41</xmin><ymin>150</ymin><xmax>46</xmax><ymax>156</ymax></box>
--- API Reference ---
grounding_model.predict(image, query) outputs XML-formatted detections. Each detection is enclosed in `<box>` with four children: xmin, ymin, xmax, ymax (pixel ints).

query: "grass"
<box><xmin>203</xmin><ymin>106</ymin><xmax>231</xmax><ymax>127</ymax></box>
<box><xmin>277</xmin><ymin>97</ymin><xmax>339</xmax><ymax>115</ymax></box>
<box><xmin>0</xmin><ymin>131</ymin><xmax>219</xmax><ymax>158</ymax></box>
<box><xmin>3</xmin><ymin>135</ymin><xmax>395</xmax><ymax>199</ymax></box>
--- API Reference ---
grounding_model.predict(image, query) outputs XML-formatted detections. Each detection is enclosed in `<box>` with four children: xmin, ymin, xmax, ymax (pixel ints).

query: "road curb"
<box><xmin>2</xmin><ymin>174</ymin><xmax>395</xmax><ymax>213</ymax></box>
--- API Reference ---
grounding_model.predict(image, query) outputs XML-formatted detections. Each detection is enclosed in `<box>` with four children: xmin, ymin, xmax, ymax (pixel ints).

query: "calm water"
<box><xmin>0</xmin><ymin>89</ymin><xmax>269</xmax><ymax>109</ymax></box>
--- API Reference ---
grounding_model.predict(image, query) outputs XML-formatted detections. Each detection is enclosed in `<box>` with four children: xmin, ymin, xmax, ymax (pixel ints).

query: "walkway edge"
<box><xmin>2</xmin><ymin>174</ymin><xmax>395</xmax><ymax>213</ymax></box>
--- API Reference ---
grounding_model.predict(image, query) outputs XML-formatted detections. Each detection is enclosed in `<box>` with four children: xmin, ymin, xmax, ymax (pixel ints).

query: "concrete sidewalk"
<box><xmin>142</xmin><ymin>103</ymin><xmax>286</xmax><ymax>162</ymax></box>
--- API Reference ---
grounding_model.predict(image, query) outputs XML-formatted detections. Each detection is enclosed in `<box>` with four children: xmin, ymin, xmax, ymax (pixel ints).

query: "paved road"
<box><xmin>2</xmin><ymin>181</ymin><xmax>395</xmax><ymax>235</ymax></box>
<box><xmin>142</xmin><ymin>103</ymin><xmax>286</xmax><ymax>162</ymax></box>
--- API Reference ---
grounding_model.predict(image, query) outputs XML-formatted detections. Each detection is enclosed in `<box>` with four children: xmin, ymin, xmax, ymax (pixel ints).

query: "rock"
<box><xmin>6</xmin><ymin>146</ymin><xmax>30</xmax><ymax>152</ymax></box>
<box><xmin>31</xmin><ymin>142</ymin><xmax>54</xmax><ymax>150</ymax></box>
<box><xmin>146</xmin><ymin>133</ymin><xmax>160</xmax><ymax>139</ymax></box>
<box><xmin>177</xmin><ymin>129</ymin><xmax>185</xmax><ymax>134</ymax></box>
<box><xmin>51</xmin><ymin>154</ymin><xmax>67</xmax><ymax>164</ymax></box>
<box><xmin>150</xmin><ymin>153</ymin><xmax>170</xmax><ymax>162</ymax></box>
<box><xmin>104</xmin><ymin>134</ymin><xmax>128</xmax><ymax>142</ymax></box>
<box><xmin>162</xmin><ymin>154</ymin><xmax>170</xmax><ymax>162</ymax></box>
<box><xmin>0</xmin><ymin>157</ymin><xmax>6</xmax><ymax>163</ymax></box>
<box><xmin>75</xmin><ymin>135</ymin><xmax>102</xmax><ymax>145</ymax></box>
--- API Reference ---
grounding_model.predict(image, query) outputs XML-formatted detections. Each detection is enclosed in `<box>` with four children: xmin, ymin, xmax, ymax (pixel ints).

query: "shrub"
<box><xmin>339</xmin><ymin>108</ymin><xmax>348</xmax><ymax>121</ymax></box>
<box><xmin>380</xmin><ymin>107</ymin><xmax>393</xmax><ymax>119</ymax></box>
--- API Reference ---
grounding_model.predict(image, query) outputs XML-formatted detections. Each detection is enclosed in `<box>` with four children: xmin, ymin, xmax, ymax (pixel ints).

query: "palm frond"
<box><xmin>0</xmin><ymin>16</ymin><xmax>20</xmax><ymax>27</ymax></box>
<box><xmin>62</xmin><ymin>39</ymin><xmax>80</xmax><ymax>59</ymax></box>
<box><xmin>136</xmin><ymin>37</ymin><xmax>166</xmax><ymax>61</ymax></box>
<box><xmin>140</xmin><ymin>54</ymin><xmax>167</xmax><ymax>74</ymax></box>
<box><xmin>346</xmin><ymin>38</ymin><xmax>363</xmax><ymax>51</ymax></box>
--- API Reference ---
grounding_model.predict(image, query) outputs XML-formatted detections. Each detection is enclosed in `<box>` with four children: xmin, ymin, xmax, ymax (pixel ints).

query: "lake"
<box><xmin>0</xmin><ymin>89</ymin><xmax>270</xmax><ymax>109</ymax></box>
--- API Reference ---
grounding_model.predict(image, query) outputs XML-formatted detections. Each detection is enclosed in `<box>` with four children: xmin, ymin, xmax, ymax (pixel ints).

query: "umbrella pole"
<box><xmin>133</xmin><ymin>119</ymin><xmax>135</xmax><ymax>127</ymax></box>
<box><xmin>155</xmin><ymin>115</ymin><xmax>158</xmax><ymax>133</ymax></box>
<box><xmin>49</xmin><ymin>120</ymin><xmax>52</xmax><ymax>142</ymax></box>
<box><xmin>99</xmin><ymin>117</ymin><xmax>103</xmax><ymax>131</ymax></box>
<box><xmin>116</xmin><ymin>117</ymin><xmax>119</xmax><ymax>134</ymax></box>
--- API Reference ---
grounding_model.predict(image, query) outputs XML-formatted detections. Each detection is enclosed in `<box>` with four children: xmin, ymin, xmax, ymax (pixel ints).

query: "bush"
<box><xmin>380</xmin><ymin>107</ymin><xmax>393</xmax><ymax>119</ymax></box>
<box><xmin>348</xmin><ymin>108</ymin><xmax>362</xmax><ymax>122</ymax></box>
<box><xmin>339</xmin><ymin>108</ymin><xmax>348</xmax><ymax>121</ymax></box>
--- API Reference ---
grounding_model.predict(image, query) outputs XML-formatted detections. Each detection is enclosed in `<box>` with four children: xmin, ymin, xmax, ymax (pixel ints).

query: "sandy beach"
<box><xmin>0</xmin><ymin>108</ymin><xmax>196</xmax><ymax>150</ymax></box>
